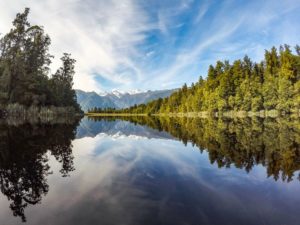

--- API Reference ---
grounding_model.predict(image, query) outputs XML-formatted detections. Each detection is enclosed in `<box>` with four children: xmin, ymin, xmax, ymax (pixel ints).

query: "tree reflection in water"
<box><xmin>1</xmin><ymin>115</ymin><xmax>300</xmax><ymax>222</ymax></box>
<box><xmin>89</xmin><ymin>116</ymin><xmax>300</xmax><ymax>182</ymax></box>
<box><xmin>0</xmin><ymin>118</ymin><xmax>80</xmax><ymax>222</ymax></box>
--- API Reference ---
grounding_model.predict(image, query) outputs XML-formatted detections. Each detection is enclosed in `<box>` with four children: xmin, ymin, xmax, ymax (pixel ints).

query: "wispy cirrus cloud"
<box><xmin>0</xmin><ymin>0</ymin><xmax>300</xmax><ymax>92</ymax></box>
<box><xmin>194</xmin><ymin>0</ymin><xmax>210</xmax><ymax>24</ymax></box>
<box><xmin>144</xmin><ymin>0</ymin><xmax>300</xmax><ymax>88</ymax></box>
<box><xmin>0</xmin><ymin>0</ymin><xmax>154</xmax><ymax>91</ymax></box>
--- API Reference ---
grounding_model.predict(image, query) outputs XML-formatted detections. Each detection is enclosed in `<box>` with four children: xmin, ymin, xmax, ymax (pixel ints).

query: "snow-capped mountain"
<box><xmin>99</xmin><ymin>89</ymin><xmax>145</xmax><ymax>98</ymax></box>
<box><xmin>76</xmin><ymin>89</ymin><xmax>176</xmax><ymax>112</ymax></box>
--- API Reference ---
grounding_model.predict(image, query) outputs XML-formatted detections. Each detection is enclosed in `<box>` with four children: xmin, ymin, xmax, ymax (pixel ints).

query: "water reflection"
<box><xmin>77</xmin><ymin>116</ymin><xmax>174</xmax><ymax>139</ymax></box>
<box><xmin>0</xmin><ymin>118</ymin><xmax>80</xmax><ymax>222</ymax></box>
<box><xmin>88</xmin><ymin>116</ymin><xmax>300</xmax><ymax>182</ymax></box>
<box><xmin>0</xmin><ymin>116</ymin><xmax>300</xmax><ymax>224</ymax></box>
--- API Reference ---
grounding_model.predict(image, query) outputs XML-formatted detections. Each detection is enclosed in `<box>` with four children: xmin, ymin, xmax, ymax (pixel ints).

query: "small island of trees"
<box><xmin>0</xmin><ymin>8</ymin><xmax>82</xmax><ymax>118</ymax></box>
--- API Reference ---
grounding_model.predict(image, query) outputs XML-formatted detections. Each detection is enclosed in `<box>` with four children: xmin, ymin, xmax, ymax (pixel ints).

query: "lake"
<box><xmin>0</xmin><ymin>116</ymin><xmax>300</xmax><ymax>225</ymax></box>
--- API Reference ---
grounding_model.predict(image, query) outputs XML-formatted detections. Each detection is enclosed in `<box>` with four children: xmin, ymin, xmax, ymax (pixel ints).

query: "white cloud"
<box><xmin>0</xmin><ymin>0</ymin><xmax>153</xmax><ymax>92</ymax></box>
<box><xmin>194</xmin><ymin>0</ymin><xmax>210</xmax><ymax>23</ymax></box>
<box><xmin>147</xmin><ymin>0</ymin><xmax>300</xmax><ymax>88</ymax></box>
<box><xmin>157</xmin><ymin>10</ymin><xmax>169</xmax><ymax>35</ymax></box>
<box><xmin>153</xmin><ymin>8</ymin><xmax>245</xmax><ymax>85</ymax></box>
<box><xmin>1</xmin><ymin>0</ymin><xmax>299</xmax><ymax>92</ymax></box>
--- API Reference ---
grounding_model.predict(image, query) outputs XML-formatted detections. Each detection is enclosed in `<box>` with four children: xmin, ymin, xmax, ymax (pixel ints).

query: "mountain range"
<box><xmin>76</xmin><ymin>89</ymin><xmax>176</xmax><ymax>112</ymax></box>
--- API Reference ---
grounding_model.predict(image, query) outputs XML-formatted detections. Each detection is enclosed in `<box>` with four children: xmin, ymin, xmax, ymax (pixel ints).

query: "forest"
<box><xmin>0</xmin><ymin>8</ymin><xmax>82</xmax><ymax>117</ymax></box>
<box><xmin>89</xmin><ymin>45</ymin><xmax>300</xmax><ymax>116</ymax></box>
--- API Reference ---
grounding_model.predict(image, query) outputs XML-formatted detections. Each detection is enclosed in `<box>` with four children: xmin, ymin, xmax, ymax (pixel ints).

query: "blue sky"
<box><xmin>1</xmin><ymin>0</ymin><xmax>300</xmax><ymax>92</ymax></box>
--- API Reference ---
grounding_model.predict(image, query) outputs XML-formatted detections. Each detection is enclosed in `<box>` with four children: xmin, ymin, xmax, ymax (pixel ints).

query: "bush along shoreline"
<box><xmin>0</xmin><ymin>8</ymin><xmax>83</xmax><ymax>119</ymax></box>
<box><xmin>0</xmin><ymin>104</ymin><xmax>83</xmax><ymax>119</ymax></box>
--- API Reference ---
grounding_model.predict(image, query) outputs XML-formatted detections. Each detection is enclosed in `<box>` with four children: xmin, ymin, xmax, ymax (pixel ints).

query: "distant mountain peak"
<box><xmin>111</xmin><ymin>89</ymin><xmax>125</xmax><ymax>98</ymax></box>
<box><xmin>76</xmin><ymin>88</ymin><xmax>176</xmax><ymax>111</ymax></box>
<box><xmin>99</xmin><ymin>89</ymin><xmax>146</xmax><ymax>98</ymax></box>
<box><xmin>127</xmin><ymin>89</ymin><xmax>144</xmax><ymax>95</ymax></box>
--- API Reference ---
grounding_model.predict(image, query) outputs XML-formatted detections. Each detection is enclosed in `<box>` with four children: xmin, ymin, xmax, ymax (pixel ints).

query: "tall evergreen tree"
<box><xmin>96</xmin><ymin>45</ymin><xmax>300</xmax><ymax>115</ymax></box>
<box><xmin>0</xmin><ymin>8</ymin><xmax>81</xmax><ymax>114</ymax></box>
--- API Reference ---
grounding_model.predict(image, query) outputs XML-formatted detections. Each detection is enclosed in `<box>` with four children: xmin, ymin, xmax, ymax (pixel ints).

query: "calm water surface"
<box><xmin>0</xmin><ymin>116</ymin><xmax>300</xmax><ymax>225</ymax></box>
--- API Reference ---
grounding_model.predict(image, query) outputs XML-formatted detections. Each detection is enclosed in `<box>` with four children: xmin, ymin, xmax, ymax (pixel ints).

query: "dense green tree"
<box><xmin>93</xmin><ymin>45</ymin><xmax>299</xmax><ymax>115</ymax></box>
<box><xmin>49</xmin><ymin>53</ymin><xmax>79</xmax><ymax>110</ymax></box>
<box><xmin>0</xmin><ymin>8</ymin><xmax>81</xmax><ymax>114</ymax></box>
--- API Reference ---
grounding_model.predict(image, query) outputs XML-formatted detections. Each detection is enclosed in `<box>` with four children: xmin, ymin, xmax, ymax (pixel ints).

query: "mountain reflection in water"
<box><xmin>86</xmin><ymin>116</ymin><xmax>300</xmax><ymax>182</ymax></box>
<box><xmin>0</xmin><ymin>116</ymin><xmax>299</xmax><ymax>225</ymax></box>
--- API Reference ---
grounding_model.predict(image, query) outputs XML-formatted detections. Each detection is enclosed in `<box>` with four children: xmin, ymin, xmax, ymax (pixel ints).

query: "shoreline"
<box><xmin>85</xmin><ymin>110</ymin><xmax>300</xmax><ymax>118</ymax></box>
<box><xmin>85</xmin><ymin>113</ymin><xmax>148</xmax><ymax>117</ymax></box>
<box><xmin>0</xmin><ymin>104</ymin><xmax>83</xmax><ymax>119</ymax></box>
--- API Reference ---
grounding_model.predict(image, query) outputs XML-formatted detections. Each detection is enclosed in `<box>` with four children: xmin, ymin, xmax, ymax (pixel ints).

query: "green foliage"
<box><xmin>91</xmin><ymin>45</ymin><xmax>300</xmax><ymax>115</ymax></box>
<box><xmin>0</xmin><ymin>8</ymin><xmax>81</xmax><ymax>113</ymax></box>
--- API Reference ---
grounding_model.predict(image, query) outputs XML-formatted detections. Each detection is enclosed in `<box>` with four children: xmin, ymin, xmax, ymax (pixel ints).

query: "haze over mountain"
<box><xmin>76</xmin><ymin>89</ymin><xmax>176</xmax><ymax>111</ymax></box>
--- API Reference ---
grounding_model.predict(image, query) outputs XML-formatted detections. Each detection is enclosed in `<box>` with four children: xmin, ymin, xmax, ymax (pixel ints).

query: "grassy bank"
<box><xmin>0</xmin><ymin>104</ymin><xmax>83</xmax><ymax>120</ymax></box>
<box><xmin>0</xmin><ymin>114</ymin><xmax>82</xmax><ymax>126</ymax></box>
